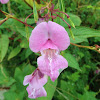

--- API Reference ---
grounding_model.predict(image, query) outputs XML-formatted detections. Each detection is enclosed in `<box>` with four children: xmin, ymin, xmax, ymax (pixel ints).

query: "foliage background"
<box><xmin>0</xmin><ymin>0</ymin><xmax>100</xmax><ymax>100</ymax></box>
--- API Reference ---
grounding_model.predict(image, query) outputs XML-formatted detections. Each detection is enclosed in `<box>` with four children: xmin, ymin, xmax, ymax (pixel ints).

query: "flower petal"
<box><xmin>29</xmin><ymin>22</ymin><xmax>49</xmax><ymax>52</ymax></box>
<box><xmin>27</xmin><ymin>86</ymin><xmax>47</xmax><ymax>99</ymax></box>
<box><xmin>37</xmin><ymin>54</ymin><xmax>68</xmax><ymax>81</ymax></box>
<box><xmin>40</xmin><ymin>40</ymin><xmax>58</xmax><ymax>51</ymax></box>
<box><xmin>37</xmin><ymin>55</ymin><xmax>51</xmax><ymax>76</ymax></box>
<box><xmin>1</xmin><ymin>0</ymin><xmax>9</xmax><ymax>4</ymax></box>
<box><xmin>23</xmin><ymin>74</ymin><xmax>32</xmax><ymax>86</ymax></box>
<box><xmin>48</xmin><ymin>21</ymin><xmax>70</xmax><ymax>50</ymax></box>
<box><xmin>30</xmin><ymin>74</ymin><xmax>47</xmax><ymax>89</ymax></box>
<box><xmin>23</xmin><ymin>70</ymin><xmax>47</xmax><ymax>89</ymax></box>
<box><xmin>50</xmin><ymin>71</ymin><xmax>59</xmax><ymax>82</ymax></box>
<box><xmin>35</xmin><ymin>87</ymin><xmax>47</xmax><ymax>98</ymax></box>
<box><xmin>51</xmin><ymin>55</ymin><xmax>68</xmax><ymax>70</ymax></box>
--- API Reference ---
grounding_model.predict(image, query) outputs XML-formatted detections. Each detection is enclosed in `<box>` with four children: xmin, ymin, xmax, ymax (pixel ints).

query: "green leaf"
<box><xmin>22</xmin><ymin>64</ymin><xmax>35</xmax><ymax>75</ymax></box>
<box><xmin>61</xmin><ymin>0</ymin><xmax>65</xmax><ymax>18</ymax></box>
<box><xmin>68</xmin><ymin>72</ymin><xmax>80</xmax><ymax>82</ymax></box>
<box><xmin>0</xmin><ymin>18</ymin><xmax>14</xmax><ymax>28</ymax></box>
<box><xmin>16</xmin><ymin>26</ymin><xmax>26</xmax><ymax>37</ymax></box>
<box><xmin>67</xmin><ymin>13</ymin><xmax>82</xmax><ymax>26</ymax></box>
<box><xmin>24</xmin><ymin>0</ymin><xmax>33</xmax><ymax>8</ymax></box>
<box><xmin>8</xmin><ymin>46</ymin><xmax>21</xmax><ymax>60</ymax></box>
<box><xmin>14</xmin><ymin>0</ymin><xmax>30</xmax><ymax>9</ymax></box>
<box><xmin>21</xmin><ymin>18</ymin><xmax>35</xmax><ymax>24</ymax></box>
<box><xmin>60</xmin><ymin>80</ymin><xmax>74</xmax><ymax>91</ymax></box>
<box><xmin>78</xmin><ymin>91</ymin><xmax>97</xmax><ymax>100</ymax></box>
<box><xmin>24</xmin><ymin>0</ymin><xmax>46</xmax><ymax>10</ymax></box>
<box><xmin>38</xmin><ymin>77</ymin><xmax>57</xmax><ymax>100</ymax></box>
<box><xmin>66</xmin><ymin>26</ymin><xmax>100</xmax><ymax>43</ymax></box>
<box><xmin>6</xmin><ymin>77</ymin><xmax>16</xmax><ymax>86</ymax></box>
<box><xmin>58</xmin><ymin>0</ymin><xmax>65</xmax><ymax>18</ymax></box>
<box><xmin>25</xmin><ymin>48</ymin><xmax>33</xmax><ymax>58</ymax></box>
<box><xmin>4</xmin><ymin>92</ymin><xmax>19</xmax><ymax>100</ymax></box>
<box><xmin>73</xmin><ymin>27</ymin><xmax>100</xmax><ymax>38</ymax></box>
<box><xmin>58</xmin><ymin>0</ymin><xmax>62</xmax><ymax>10</ymax></box>
<box><xmin>16</xmin><ymin>26</ymin><xmax>32</xmax><ymax>38</ymax></box>
<box><xmin>33</xmin><ymin>0</ymin><xmax>38</xmax><ymax>22</ymax></box>
<box><xmin>0</xmin><ymin>64</ymin><xmax>15</xmax><ymax>86</ymax></box>
<box><xmin>69</xmin><ymin>26</ymin><xmax>100</xmax><ymax>38</ymax></box>
<box><xmin>60</xmin><ymin>80</ymin><xmax>76</xmax><ymax>100</ymax></box>
<box><xmin>59</xmin><ymin>13</ymin><xmax>82</xmax><ymax>27</ymax></box>
<box><xmin>0</xmin><ymin>34</ymin><xmax>9</xmax><ymax>62</ymax></box>
<box><xmin>14</xmin><ymin>67</ymin><xmax>26</xmax><ymax>95</ymax></box>
<box><xmin>56</xmin><ymin>89</ymin><xmax>69</xmax><ymax>100</ymax></box>
<box><xmin>20</xmin><ymin>38</ymin><xmax>29</xmax><ymax>48</ymax></box>
<box><xmin>14</xmin><ymin>67</ymin><xmax>24</xmax><ymax>84</ymax></box>
<box><xmin>63</xmin><ymin>53</ymin><xmax>80</xmax><ymax>70</ymax></box>
<box><xmin>0</xmin><ymin>64</ymin><xmax>9</xmax><ymax>85</ymax></box>
<box><xmin>70</xmin><ymin>37</ymin><xmax>88</xmax><ymax>43</ymax></box>
<box><xmin>4</xmin><ymin>91</ymin><xmax>24</xmax><ymax>100</ymax></box>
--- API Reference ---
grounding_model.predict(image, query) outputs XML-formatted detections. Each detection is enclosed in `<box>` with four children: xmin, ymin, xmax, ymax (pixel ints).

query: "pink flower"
<box><xmin>29</xmin><ymin>21</ymin><xmax>70</xmax><ymax>81</ymax></box>
<box><xmin>95</xmin><ymin>69</ymin><xmax>100</xmax><ymax>74</ymax></box>
<box><xmin>0</xmin><ymin>0</ymin><xmax>9</xmax><ymax>4</ymax></box>
<box><xmin>23</xmin><ymin>69</ymin><xmax>47</xmax><ymax>99</ymax></box>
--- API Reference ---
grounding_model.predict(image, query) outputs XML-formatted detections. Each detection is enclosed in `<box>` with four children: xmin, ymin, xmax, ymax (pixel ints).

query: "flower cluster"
<box><xmin>0</xmin><ymin>0</ymin><xmax>9</xmax><ymax>4</ymax></box>
<box><xmin>23</xmin><ymin>21</ymin><xmax>70</xmax><ymax>99</ymax></box>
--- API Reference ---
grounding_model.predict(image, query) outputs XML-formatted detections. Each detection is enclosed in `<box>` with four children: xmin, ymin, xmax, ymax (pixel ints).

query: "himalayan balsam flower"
<box><xmin>0</xmin><ymin>0</ymin><xmax>9</xmax><ymax>4</ymax></box>
<box><xmin>23</xmin><ymin>69</ymin><xmax>47</xmax><ymax>99</ymax></box>
<box><xmin>29</xmin><ymin>21</ymin><xmax>70</xmax><ymax>81</ymax></box>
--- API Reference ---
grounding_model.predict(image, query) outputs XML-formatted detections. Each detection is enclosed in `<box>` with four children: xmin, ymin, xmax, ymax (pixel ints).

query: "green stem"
<box><xmin>56</xmin><ymin>89</ymin><xmax>69</xmax><ymax>100</ymax></box>
<box><xmin>0</xmin><ymin>17</ymin><xmax>8</xmax><ymax>25</ymax></box>
<box><xmin>70</xmin><ymin>42</ymin><xmax>100</xmax><ymax>53</ymax></box>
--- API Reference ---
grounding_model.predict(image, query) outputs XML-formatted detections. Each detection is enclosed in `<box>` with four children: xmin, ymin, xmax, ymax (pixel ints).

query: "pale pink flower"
<box><xmin>29</xmin><ymin>21</ymin><xmax>70</xmax><ymax>81</ymax></box>
<box><xmin>95</xmin><ymin>69</ymin><xmax>100</xmax><ymax>74</ymax></box>
<box><xmin>26</xmin><ymin>86</ymin><xmax>47</xmax><ymax>99</ymax></box>
<box><xmin>23</xmin><ymin>69</ymin><xmax>47</xmax><ymax>99</ymax></box>
<box><xmin>0</xmin><ymin>0</ymin><xmax>9</xmax><ymax>4</ymax></box>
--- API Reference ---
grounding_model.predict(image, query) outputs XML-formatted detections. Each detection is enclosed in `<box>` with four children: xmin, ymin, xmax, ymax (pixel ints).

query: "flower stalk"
<box><xmin>70</xmin><ymin>43</ymin><xmax>100</xmax><ymax>53</ymax></box>
<box><xmin>0</xmin><ymin>10</ymin><xmax>34</xmax><ymax>29</ymax></box>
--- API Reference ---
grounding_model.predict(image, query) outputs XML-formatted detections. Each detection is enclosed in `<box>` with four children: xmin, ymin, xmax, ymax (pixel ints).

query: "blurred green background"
<box><xmin>0</xmin><ymin>0</ymin><xmax>100</xmax><ymax>100</ymax></box>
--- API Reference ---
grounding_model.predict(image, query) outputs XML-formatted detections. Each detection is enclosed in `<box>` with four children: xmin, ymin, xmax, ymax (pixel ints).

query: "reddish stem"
<box><xmin>0</xmin><ymin>87</ymin><xmax>10</xmax><ymax>90</ymax></box>
<box><xmin>9</xmin><ymin>37</ymin><xmax>21</xmax><ymax>42</ymax></box>
<box><xmin>25</xmin><ymin>13</ymin><xmax>33</xmax><ymax>24</ymax></box>
<box><xmin>51</xmin><ymin>12</ymin><xmax>53</xmax><ymax>21</ymax></box>
<box><xmin>24</xmin><ymin>0</ymin><xmax>33</xmax><ymax>9</ymax></box>
<box><xmin>57</xmin><ymin>10</ymin><xmax>70</xmax><ymax>18</ymax></box>
<box><xmin>0</xmin><ymin>10</ymin><xmax>6</xmax><ymax>15</ymax></box>
<box><xmin>0</xmin><ymin>17</ymin><xmax>8</xmax><ymax>25</ymax></box>
<box><xmin>37</xmin><ymin>0</ymin><xmax>41</xmax><ymax>4</ymax></box>
<box><xmin>41</xmin><ymin>0</ymin><xmax>46</xmax><ymax>3</ymax></box>
<box><xmin>54</xmin><ymin>12</ymin><xmax>71</xmax><ymax>29</ymax></box>
<box><xmin>0</xmin><ymin>10</ymin><xmax>34</xmax><ymax>28</ymax></box>
<box><xmin>11</xmin><ymin>17</ymin><xmax>34</xmax><ymax>28</ymax></box>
